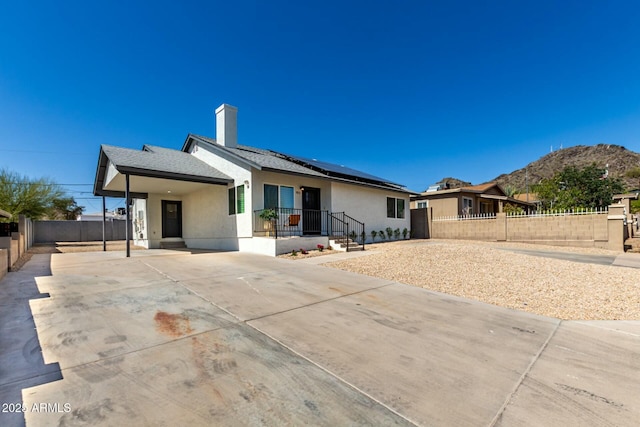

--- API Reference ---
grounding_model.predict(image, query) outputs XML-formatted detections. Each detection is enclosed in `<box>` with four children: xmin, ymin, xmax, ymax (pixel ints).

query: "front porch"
<box><xmin>253</xmin><ymin>208</ymin><xmax>366</xmax><ymax>254</ymax></box>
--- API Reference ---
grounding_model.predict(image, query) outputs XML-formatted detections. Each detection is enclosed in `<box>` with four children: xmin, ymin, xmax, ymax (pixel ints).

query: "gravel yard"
<box><xmin>323</xmin><ymin>239</ymin><xmax>640</xmax><ymax>321</ymax></box>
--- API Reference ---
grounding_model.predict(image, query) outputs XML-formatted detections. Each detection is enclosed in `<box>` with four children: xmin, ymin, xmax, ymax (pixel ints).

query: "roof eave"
<box><xmin>114</xmin><ymin>166</ymin><xmax>233</xmax><ymax>185</ymax></box>
<box><xmin>189</xmin><ymin>135</ymin><xmax>263</xmax><ymax>170</ymax></box>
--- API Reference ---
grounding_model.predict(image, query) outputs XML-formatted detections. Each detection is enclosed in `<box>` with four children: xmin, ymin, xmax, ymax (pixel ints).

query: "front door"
<box><xmin>302</xmin><ymin>187</ymin><xmax>321</xmax><ymax>235</ymax></box>
<box><xmin>162</xmin><ymin>200</ymin><xmax>182</xmax><ymax>238</ymax></box>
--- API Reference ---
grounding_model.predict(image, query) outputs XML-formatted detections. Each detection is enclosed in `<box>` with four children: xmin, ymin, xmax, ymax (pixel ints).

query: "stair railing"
<box><xmin>329</xmin><ymin>212</ymin><xmax>365</xmax><ymax>252</ymax></box>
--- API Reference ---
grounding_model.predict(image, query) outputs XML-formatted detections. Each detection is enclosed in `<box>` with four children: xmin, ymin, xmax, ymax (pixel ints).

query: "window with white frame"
<box><xmin>264</xmin><ymin>184</ymin><xmax>294</xmax><ymax>209</ymax></box>
<box><xmin>462</xmin><ymin>197</ymin><xmax>473</xmax><ymax>216</ymax></box>
<box><xmin>417</xmin><ymin>201</ymin><xmax>428</xmax><ymax>209</ymax></box>
<box><xmin>387</xmin><ymin>197</ymin><xmax>405</xmax><ymax>219</ymax></box>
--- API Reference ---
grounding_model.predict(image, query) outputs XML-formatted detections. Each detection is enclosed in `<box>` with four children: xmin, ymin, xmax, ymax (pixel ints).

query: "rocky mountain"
<box><xmin>434</xmin><ymin>177</ymin><xmax>472</xmax><ymax>190</ymax></box>
<box><xmin>491</xmin><ymin>144</ymin><xmax>640</xmax><ymax>192</ymax></box>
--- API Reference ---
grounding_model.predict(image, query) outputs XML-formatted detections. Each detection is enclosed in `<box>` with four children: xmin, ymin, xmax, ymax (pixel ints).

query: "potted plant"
<box><xmin>259</xmin><ymin>209</ymin><xmax>278</xmax><ymax>236</ymax></box>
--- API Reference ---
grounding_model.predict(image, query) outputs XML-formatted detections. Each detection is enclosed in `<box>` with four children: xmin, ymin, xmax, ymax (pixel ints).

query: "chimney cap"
<box><xmin>215</xmin><ymin>103</ymin><xmax>238</xmax><ymax>114</ymax></box>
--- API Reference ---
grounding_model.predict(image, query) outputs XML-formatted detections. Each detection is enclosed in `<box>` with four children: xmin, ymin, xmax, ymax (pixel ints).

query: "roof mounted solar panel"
<box><xmin>277</xmin><ymin>152</ymin><xmax>403</xmax><ymax>187</ymax></box>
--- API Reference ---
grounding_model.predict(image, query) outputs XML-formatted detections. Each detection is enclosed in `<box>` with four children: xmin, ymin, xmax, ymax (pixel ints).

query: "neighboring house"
<box><xmin>410</xmin><ymin>182</ymin><xmax>534</xmax><ymax>217</ymax></box>
<box><xmin>513</xmin><ymin>192</ymin><xmax>542</xmax><ymax>210</ymax></box>
<box><xmin>93</xmin><ymin>104</ymin><xmax>413</xmax><ymax>256</ymax></box>
<box><xmin>77</xmin><ymin>210</ymin><xmax>126</xmax><ymax>221</ymax></box>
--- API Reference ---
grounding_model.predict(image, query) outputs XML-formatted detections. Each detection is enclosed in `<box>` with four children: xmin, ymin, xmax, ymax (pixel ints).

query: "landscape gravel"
<box><xmin>324</xmin><ymin>239</ymin><xmax>640</xmax><ymax>321</ymax></box>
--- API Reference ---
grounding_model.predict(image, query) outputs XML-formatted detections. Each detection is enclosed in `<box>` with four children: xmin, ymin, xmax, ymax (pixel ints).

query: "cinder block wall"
<box><xmin>0</xmin><ymin>248</ymin><xmax>7</xmax><ymax>279</ymax></box>
<box><xmin>431</xmin><ymin>218</ymin><xmax>495</xmax><ymax>240</ymax></box>
<box><xmin>34</xmin><ymin>220</ymin><xmax>129</xmax><ymax>243</ymax></box>
<box><xmin>431</xmin><ymin>212</ymin><xmax>612</xmax><ymax>249</ymax></box>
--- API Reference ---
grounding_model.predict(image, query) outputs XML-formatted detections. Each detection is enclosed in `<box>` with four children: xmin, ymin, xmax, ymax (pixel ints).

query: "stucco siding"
<box><xmin>189</xmin><ymin>142</ymin><xmax>253</xmax><ymax>236</ymax></box>
<box><xmin>182</xmin><ymin>185</ymin><xmax>247</xmax><ymax>244</ymax></box>
<box><xmin>330</xmin><ymin>182</ymin><xmax>410</xmax><ymax>242</ymax></box>
<box><xmin>190</xmin><ymin>142</ymin><xmax>252</xmax><ymax>187</ymax></box>
<box><xmin>252</xmin><ymin>170</ymin><xmax>332</xmax><ymax>211</ymax></box>
<box><xmin>429</xmin><ymin>197</ymin><xmax>459</xmax><ymax>218</ymax></box>
<box><xmin>144</xmin><ymin>193</ymin><xmax>182</xmax><ymax>248</ymax></box>
<box><xmin>104</xmin><ymin>161</ymin><xmax>119</xmax><ymax>187</ymax></box>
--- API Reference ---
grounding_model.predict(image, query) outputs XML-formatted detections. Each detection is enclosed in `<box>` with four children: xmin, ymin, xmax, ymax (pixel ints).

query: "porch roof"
<box><xmin>0</xmin><ymin>208</ymin><xmax>11</xmax><ymax>219</ymax></box>
<box><xmin>94</xmin><ymin>144</ymin><xmax>233</xmax><ymax>198</ymax></box>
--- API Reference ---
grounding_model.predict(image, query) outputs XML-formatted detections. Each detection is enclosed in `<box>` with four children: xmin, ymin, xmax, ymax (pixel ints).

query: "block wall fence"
<box><xmin>413</xmin><ymin>205</ymin><xmax>627</xmax><ymax>251</ymax></box>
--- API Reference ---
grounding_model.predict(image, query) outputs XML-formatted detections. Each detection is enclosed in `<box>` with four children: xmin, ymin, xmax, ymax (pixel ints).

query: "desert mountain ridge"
<box><xmin>435</xmin><ymin>144</ymin><xmax>640</xmax><ymax>193</ymax></box>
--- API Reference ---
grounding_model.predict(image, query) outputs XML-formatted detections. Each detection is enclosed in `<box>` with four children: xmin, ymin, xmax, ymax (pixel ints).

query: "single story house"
<box><xmin>93</xmin><ymin>104</ymin><xmax>413</xmax><ymax>256</ymax></box>
<box><xmin>410</xmin><ymin>182</ymin><xmax>534</xmax><ymax>218</ymax></box>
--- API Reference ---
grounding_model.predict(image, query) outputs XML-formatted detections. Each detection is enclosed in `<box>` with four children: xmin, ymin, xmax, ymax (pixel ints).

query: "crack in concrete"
<box><xmin>488</xmin><ymin>319</ymin><xmax>562</xmax><ymax>426</ymax></box>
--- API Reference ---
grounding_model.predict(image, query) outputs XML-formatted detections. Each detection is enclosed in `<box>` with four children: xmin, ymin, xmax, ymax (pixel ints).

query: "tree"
<box><xmin>50</xmin><ymin>197</ymin><xmax>85</xmax><ymax>220</ymax></box>
<box><xmin>0</xmin><ymin>169</ymin><xmax>82</xmax><ymax>220</ymax></box>
<box><xmin>503</xmin><ymin>185</ymin><xmax>518</xmax><ymax>198</ymax></box>
<box><xmin>625</xmin><ymin>167</ymin><xmax>640</xmax><ymax>190</ymax></box>
<box><xmin>535</xmin><ymin>164</ymin><xmax>624</xmax><ymax>210</ymax></box>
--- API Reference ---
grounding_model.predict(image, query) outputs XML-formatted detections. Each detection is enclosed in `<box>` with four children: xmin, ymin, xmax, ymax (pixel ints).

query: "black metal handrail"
<box><xmin>254</xmin><ymin>208</ymin><xmax>329</xmax><ymax>238</ymax></box>
<box><xmin>329</xmin><ymin>212</ymin><xmax>365</xmax><ymax>251</ymax></box>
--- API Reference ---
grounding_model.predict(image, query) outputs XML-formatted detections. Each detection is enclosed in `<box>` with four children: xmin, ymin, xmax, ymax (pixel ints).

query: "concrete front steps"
<box><xmin>329</xmin><ymin>237</ymin><xmax>364</xmax><ymax>252</ymax></box>
<box><xmin>160</xmin><ymin>240</ymin><xmax>187</xmax><ymax>249</ymax></box>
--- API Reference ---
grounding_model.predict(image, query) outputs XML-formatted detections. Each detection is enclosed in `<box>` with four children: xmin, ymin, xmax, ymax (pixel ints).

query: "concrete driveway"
<box><xmin>1</xmin><ymin>249</ymin><xmax>638</xmax><ymax>426</ymax></box>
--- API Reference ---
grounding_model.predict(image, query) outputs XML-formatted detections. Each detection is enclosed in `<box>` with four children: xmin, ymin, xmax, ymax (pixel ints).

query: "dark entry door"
<box><xmin>162</xmin><ymin>200</ymin><xmax>182</xmax><ymax>238</ymax></box>
<box><xmin>302</xmin><ymin>187</ymin><xmax>321</xmax><ymax>235</ymax></box>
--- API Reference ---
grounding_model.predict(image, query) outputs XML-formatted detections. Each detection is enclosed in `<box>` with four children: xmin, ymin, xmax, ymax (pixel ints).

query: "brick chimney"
<box><xmin>215</xmin><ymin>104</ymin><xmax>238</xmax><ymax>148</ymax></box>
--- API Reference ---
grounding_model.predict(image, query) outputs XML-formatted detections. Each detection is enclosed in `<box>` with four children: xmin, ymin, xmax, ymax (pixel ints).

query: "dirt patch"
<box><xmin>277</xmin><ymin>248</ymin><xmax>337</xmax><ymax>260</ymax></box>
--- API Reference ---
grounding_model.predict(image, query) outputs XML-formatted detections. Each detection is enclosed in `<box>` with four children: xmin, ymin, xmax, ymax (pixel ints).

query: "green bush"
<box><xmin>386</xmin><ymin>227</ymin><xmax>393</xmax><ymax>240</ymax></box>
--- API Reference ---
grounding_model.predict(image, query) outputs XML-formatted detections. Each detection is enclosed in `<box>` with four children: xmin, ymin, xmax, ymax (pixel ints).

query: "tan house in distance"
<box><xmin>410</xmin><ymin>182</ymin><xmax>534</xmax><ymax>218</ymax></box>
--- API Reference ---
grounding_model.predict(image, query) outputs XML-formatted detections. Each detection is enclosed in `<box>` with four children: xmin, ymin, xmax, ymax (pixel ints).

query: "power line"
<box><xmin>0</xmin><ymin>182</ymin><xmax>93</xmax><ymax>185</ymax></box>
<box><xmin>0</xmin><ymin>149</ymin><xmax>94</xmax><ymax>155</ymax></box>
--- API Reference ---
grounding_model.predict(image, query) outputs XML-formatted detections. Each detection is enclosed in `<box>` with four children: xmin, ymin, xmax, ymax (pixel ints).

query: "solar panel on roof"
<box><xmin>278</xmin><ymin>152</ymin><xmax>403</xmax><ymax>187</ymax></box>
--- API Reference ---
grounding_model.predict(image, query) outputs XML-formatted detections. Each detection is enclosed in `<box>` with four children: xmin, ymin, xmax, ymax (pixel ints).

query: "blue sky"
<box><xmin>1</xmin><ymin>1</ymin><xmax>640</xmax><ymax>212</ymax></box>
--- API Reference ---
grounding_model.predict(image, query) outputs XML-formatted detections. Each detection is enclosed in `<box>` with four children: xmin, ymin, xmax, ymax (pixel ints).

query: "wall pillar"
<box><xmin>607</xmin><ymin>204</ymin><xmax>626</xmax><ymax>252</ymax></box>
<box><xmin>496</xmin><ymin>212</ymin><xmax>507</xmax><ymax>241</ymax></box>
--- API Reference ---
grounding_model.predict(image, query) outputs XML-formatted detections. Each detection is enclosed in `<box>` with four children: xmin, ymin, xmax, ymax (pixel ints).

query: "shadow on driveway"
<box><xmin>0</xmin><ymin>254</ymin><xmax>62</xmax><ymax>427</ymax></box>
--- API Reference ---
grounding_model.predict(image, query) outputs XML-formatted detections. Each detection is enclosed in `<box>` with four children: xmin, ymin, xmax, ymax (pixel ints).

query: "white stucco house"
<box><xmin>93</xmin><ymin>104</ymin><xmax>413</xmax><ymax>256</ymax></box>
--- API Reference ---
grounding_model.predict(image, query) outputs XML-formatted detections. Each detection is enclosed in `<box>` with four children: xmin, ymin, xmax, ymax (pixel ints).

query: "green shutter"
<box><xmin>236</xmin><ymin>185</ymin><xmax>245</xmax><ymax>214</ymax></box>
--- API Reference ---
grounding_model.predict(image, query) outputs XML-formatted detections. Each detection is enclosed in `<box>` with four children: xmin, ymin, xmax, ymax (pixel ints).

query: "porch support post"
<box><xmin>102</xmin><ymin>196</ymin><xmax>106</xmax><ymax>252</ymax></box>
<box><xmin>125</xmin><ymin>174</ymin><xmax>130</xmax><ymax>258</ymax></box>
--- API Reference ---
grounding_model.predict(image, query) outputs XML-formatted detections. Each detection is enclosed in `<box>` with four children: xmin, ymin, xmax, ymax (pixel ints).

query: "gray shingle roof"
<box><xmin>189</xmin><ymin>135</ymin><xmax>415</xmax><ymax>194</ymax></box>
<box><xmin>102</xmin><ymin>144</ymin><xmax>232</xmax><ymax>182</ymax></box>
<box><xmin>191</xmin><ymin>135</ymin><xmax>327</xmax><ymax>178</ymax></box>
